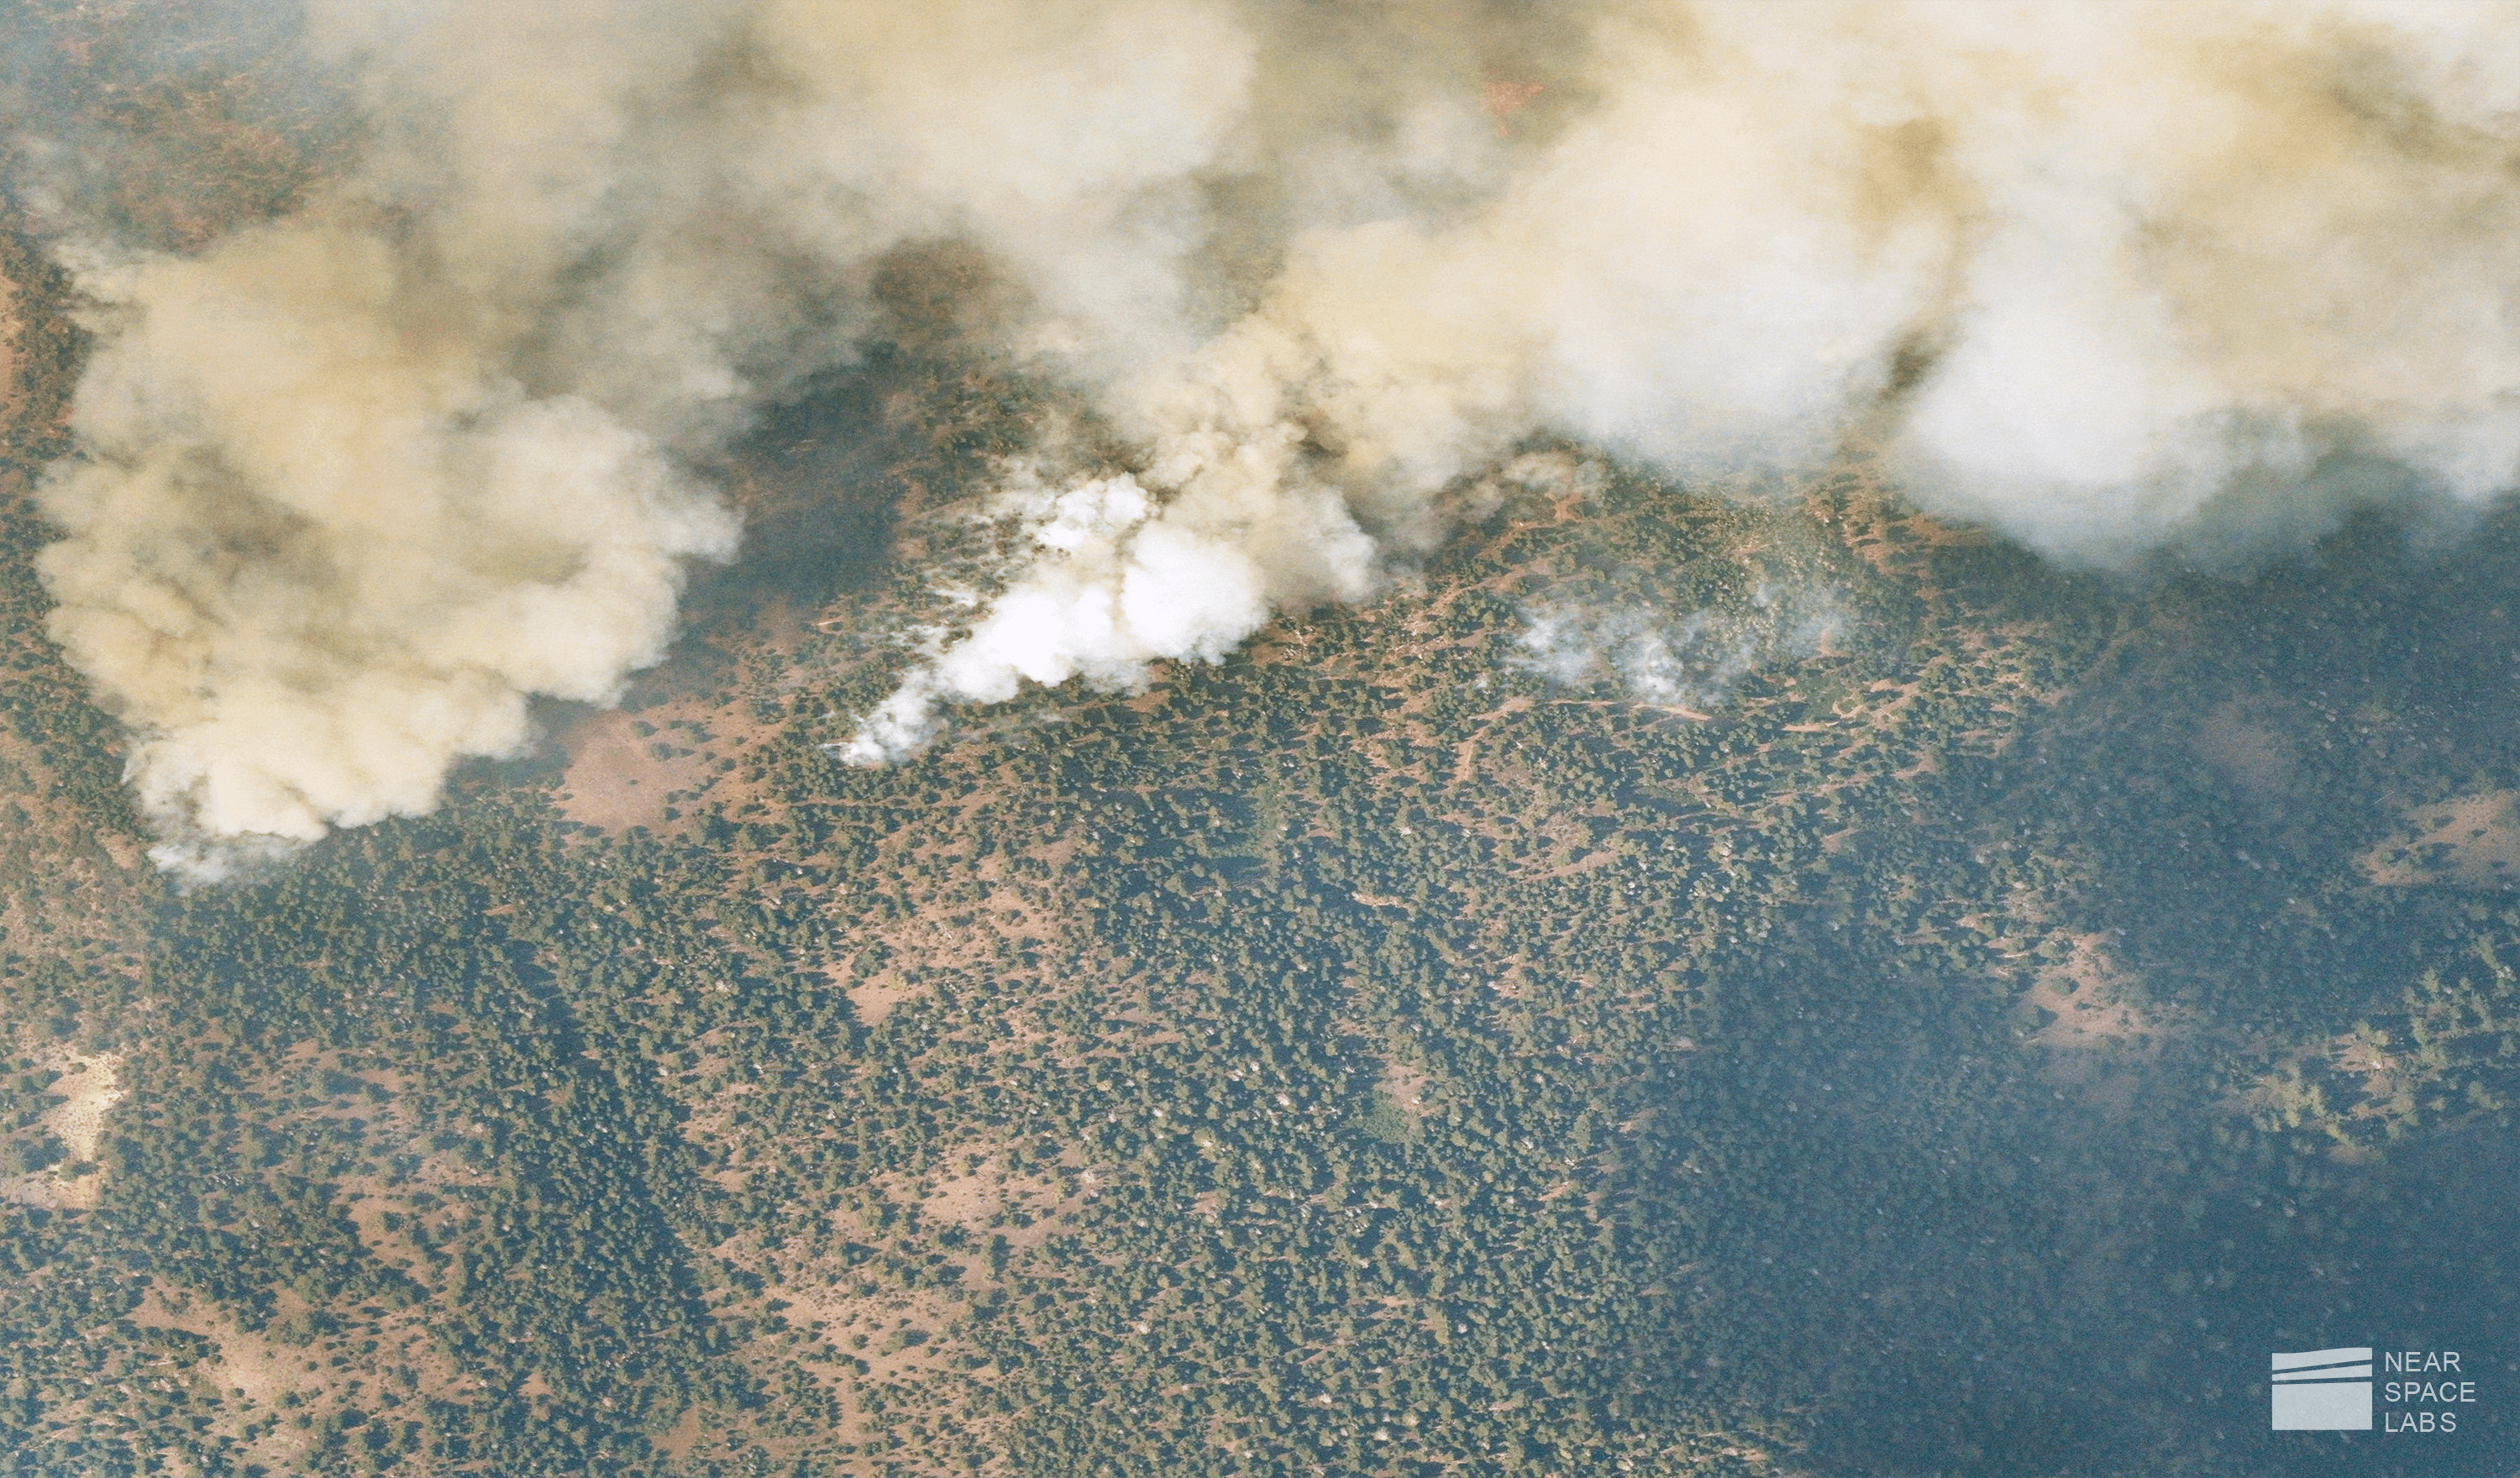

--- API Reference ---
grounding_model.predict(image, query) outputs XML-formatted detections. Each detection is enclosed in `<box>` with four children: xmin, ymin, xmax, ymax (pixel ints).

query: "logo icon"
<box><xmin>2273</xmin><ymin>1347</ymin><xmax>2373</xmax><ymax>1430</ymax></box>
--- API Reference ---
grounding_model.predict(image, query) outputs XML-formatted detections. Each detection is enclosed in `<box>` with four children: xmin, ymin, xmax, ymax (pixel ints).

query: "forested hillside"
<box><xmin>8</xmin><ymin>207</ymin><xmax>2520</xmax><ymax>1478</ymax></box>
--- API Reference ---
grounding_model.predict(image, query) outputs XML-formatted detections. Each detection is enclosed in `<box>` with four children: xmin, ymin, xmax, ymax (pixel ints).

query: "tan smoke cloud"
<box><xmin>28</xmin><ymin>0</ymin><xmax>2520</xmax><ymax>849</ymax></box>
<box><xmin>34</xmin><ymin>0</ymin><xmax>1263</xmax><ymax>870</ymax></box>
<box><xmin>41</xmin><ymin>222</ymin><xmax>742</xmax><ymax>862</ymax></box>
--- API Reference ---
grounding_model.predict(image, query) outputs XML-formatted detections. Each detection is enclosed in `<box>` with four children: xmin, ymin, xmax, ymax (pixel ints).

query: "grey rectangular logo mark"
<box><xmin>2273</xmin><ymin>1347</ymin><xmax>2373</xmax><ymax>1431</ymax></box>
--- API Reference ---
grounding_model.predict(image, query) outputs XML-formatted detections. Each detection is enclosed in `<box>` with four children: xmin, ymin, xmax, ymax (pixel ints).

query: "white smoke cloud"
<box><xmin>26</xmin><ymin>0</ymin><xmax>2520</xmax><ymax>846</ymax></box>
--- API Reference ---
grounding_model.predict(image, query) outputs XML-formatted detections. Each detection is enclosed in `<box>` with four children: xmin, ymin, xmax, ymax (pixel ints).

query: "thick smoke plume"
<box><xmin>21</xmin><ymin>1</ymin><xmax>2520</xmax><ymax>862</ymax></box>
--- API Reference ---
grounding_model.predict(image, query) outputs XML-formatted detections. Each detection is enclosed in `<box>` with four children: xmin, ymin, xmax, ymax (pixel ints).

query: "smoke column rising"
<box><xmin>22</xmin><ymin>0</ymin><xmax>2520</xmax><ymax>865</ymax></box>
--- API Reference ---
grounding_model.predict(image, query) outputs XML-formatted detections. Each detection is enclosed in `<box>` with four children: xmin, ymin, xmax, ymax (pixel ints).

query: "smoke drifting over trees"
<box><xmin>17</xmin><ymin>0</ymin><xmax>2520</xmax><ymax>866</ymax></box>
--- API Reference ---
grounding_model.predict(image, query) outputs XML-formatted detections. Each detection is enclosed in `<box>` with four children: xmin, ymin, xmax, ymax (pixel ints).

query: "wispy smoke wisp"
<box><xmin>1516</xmin><ymin>586</ymin><xmax>1846</xmax><ymax>714</ymax></box>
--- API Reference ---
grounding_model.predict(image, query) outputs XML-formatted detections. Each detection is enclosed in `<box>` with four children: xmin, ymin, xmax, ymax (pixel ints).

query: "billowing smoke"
<box><xmin>26</xmin><ymin>0</ymin><xmax>1268</xmax><ymax>869</ymax></box>
<box><xmin>20</xmin><ymin>1</ymin><xmax>2520</xmax><ymax>863</ymax></box>
<box><xmin>846</xmin><ymin>0</ymin><xmax>2520</xmax><ymax>756</ymax></box>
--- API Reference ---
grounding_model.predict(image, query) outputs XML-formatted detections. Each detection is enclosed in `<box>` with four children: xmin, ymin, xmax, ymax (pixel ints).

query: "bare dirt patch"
<box><xmin>39</xmin><ymin>1046</ymin><xmax>125</xmax><ymax>1160</ymax></box>
<box><xmin>2360</xmin><ymin>789</ymin><xmax>2520</xmax><ymax>888</ymax></box>
<box><xmin>123</xmin><ymin>1283</ymin><xmax>392</xmax><ymax>1474</ymax></box>
<box><xmin>847</xmin><ymin>972</ymin><xmax>921</xmax><ymax>1028</ymax></box>
<box><xmin>3</xmin><ymin>1045</ymin><xmax>125</xmax><ymax>1209</ymax></box>
<box><xmin>1376</xmin><ymin>1056</ymin><xmax>1434</xmax><ymax>1118</ymax></box>
<box><xmin>913</xmin><ymin>1167</ymin><xmax>1008</xmax><ymax>1232</ymax></box>
<box><xmin>131</xmin><ymin>1287</ymin><xmax>304</xmax><ymax>1408</ymax></box>
<box><xmin>554</xmin><ymin>707</ymin><xmax>724</xmax><ymax>833</ymax></box>
<box><xmin>2017</xmin><ymin>936</ymin><xmax>2170</xmax><ymax>1122</ymax></box>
